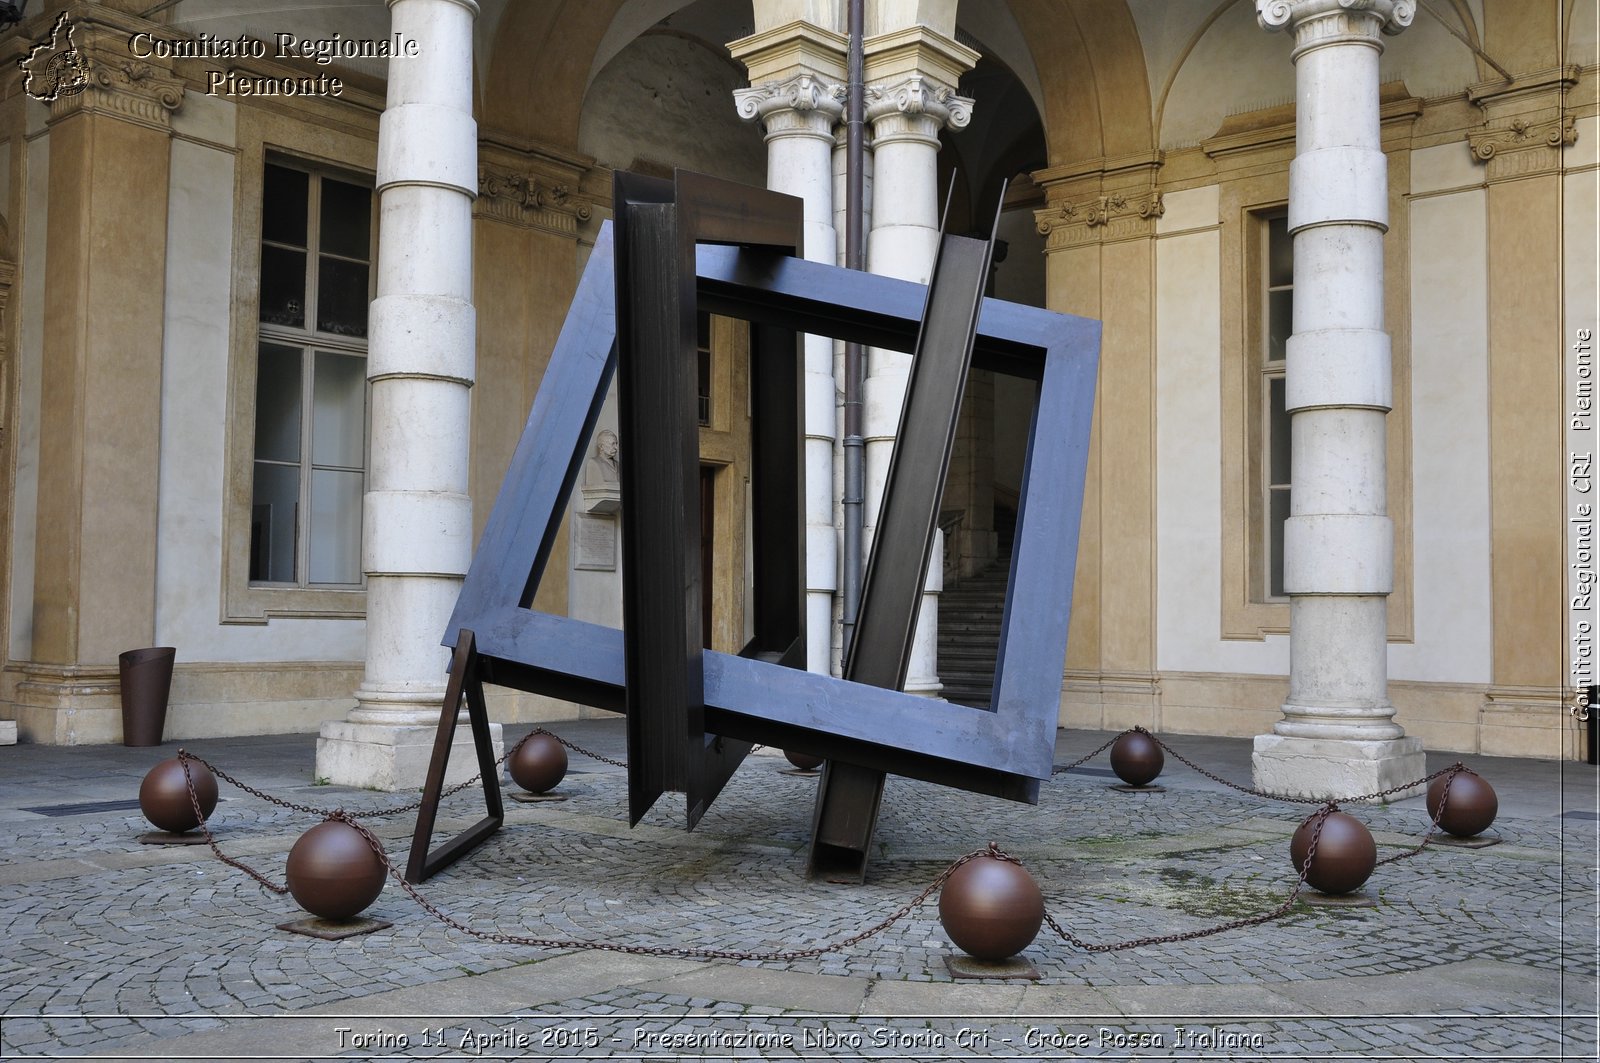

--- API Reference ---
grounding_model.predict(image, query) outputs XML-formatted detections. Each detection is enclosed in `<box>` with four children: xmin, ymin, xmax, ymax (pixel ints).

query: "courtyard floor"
<box><xmin>0</xmin><ymin>717</ymin><xmax>1596</xmax><ymax>1061</ymax></box>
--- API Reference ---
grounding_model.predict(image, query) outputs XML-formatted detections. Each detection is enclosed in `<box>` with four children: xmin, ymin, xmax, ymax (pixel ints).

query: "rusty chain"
<box><xmin>179</xmin><ymin>752</ymin><xmax>289</xmax><ymax>896</ymax></box>
<box><xmin>171</xmin><ymin>725</ymin><xmax>629</xmax><ymax>898</ymax></box>
<box><xmin>1049</xmin><ymin>732</ymin><xmax>1125</xmax><ymax>776</ymax></box>
<box><xmin>341</xmin><ymin>811</ymin><xmax>992</xmax><ymax>963</ymax></box>
<box><xmin>1045</xmin><ymin>805</ymin><xmax>1334</xmax><ymax>952</ymax></box>
<box><xmin>172</xmin><ymin>730</ymin><xmax>1485</xmax><ymax>961</ymax></box>
<box><xmin>1072</xmin><ymin>726</ymin><xmax>1468</xmax><ymax>807</ymax></box>
<box><xmin>178</xmin><ymin>727</ymin><xmax>626</xmax><ymax>824</ymax></box>
<box><xmin>1375</xmin><ymin>762</ymin><xmax>1463</xmax><ymax>866</ymax></box>
<box><xmin>180</xmin><ymin>753</ymin><xmax>996</xmax><ymax>961</ymax></box>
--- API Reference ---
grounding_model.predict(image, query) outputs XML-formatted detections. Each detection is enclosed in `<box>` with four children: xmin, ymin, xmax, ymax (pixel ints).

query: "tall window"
<box><xmin>1261</xmin><ymin>213</ymin><xmax>1293</xmax><ymax>600</ymax></box>
<box><xmin>249</xmin><ymin>162</ymin><xmax>373</xmax><ymax>587</ymax></box>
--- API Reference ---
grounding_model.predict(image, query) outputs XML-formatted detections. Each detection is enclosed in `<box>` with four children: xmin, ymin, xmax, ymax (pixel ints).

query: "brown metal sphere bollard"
<box><xmin>1426</xmin><ymin>769</ymin><xmax>1498</xmax><ymax>838</ymax></box>
<box><xmin>509</xmin><ymin>732</ymin><xmax>569</xmax><ymax>794</ymax></box>
<box><xmin>285</xmin><ymin>819</ymin><xmax>387</xmax><ymax>921</ymax></box>
<box><xmin>1109</xmin><ymin>730</ymin><xmax>1164</xmax><ymax>787</ymax></box>
<box><xmin>784</xmin><ymin>749</ymin><xmax>824</xmax><ymax>771</ymax></box>
<box><xmin>139</xmin><ymin>756</ymin><xmax>218</xmax><ymax>833</ymax></box>
<box><xmin>1290</xmin><ymin>809</ymin><xmax>1377</xmax><ymax>895</ymax></box>
<box><xmin>938</xmin><ymin>852</ymin><xmax>1045</xmax><ymax>961</ymax></box>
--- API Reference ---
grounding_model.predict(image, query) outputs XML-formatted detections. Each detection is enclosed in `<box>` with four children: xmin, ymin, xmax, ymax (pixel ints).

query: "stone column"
<box><xmin>731</xmin><ymin>25</ymin><xmax>848</xmax><ymax>676</ymax></box>
<box><xmin>316</xmin><ymin>0</ymin><xmax>495</xmax><ymax>789</ymax></box>
<box><xmin>1251</xmin><ymin>0</ymin><xmax>1425</xmax><ymax>797</ymax></box>
<box><xmin>862</xmin><ymin>29</ymin><xmax>976</xmax><ymax>695</ymax></box>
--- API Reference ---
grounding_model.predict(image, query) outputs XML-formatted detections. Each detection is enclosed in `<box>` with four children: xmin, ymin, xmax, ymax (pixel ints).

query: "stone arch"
<box><xmin>998</xmin><ymin>0</ymin><xmax>1155</xmax><ymax>166</ymax></box>
<box><xmin>575</xmin><ymin>0</ymin><xmax>763</xmax><ymax>186</ymax></box>
<box><xmin>480</xmin><ymin>1</ymin><xmax>628</xmax><ymax>150</ymax></box>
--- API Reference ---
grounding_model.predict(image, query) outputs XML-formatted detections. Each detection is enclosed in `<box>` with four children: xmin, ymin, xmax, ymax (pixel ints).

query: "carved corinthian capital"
<box><xmin>861</xmin><ymin>74</ymin><xmax>973</xmax><ymax>151</ymax></box>
<box><xmin>1258</xmin><ymin>0</ymin><xmax>1414</xmax><ymax>41</ymax></box>
<box><xmin>865</xmin><ymin>74</ymin><xmax>973</xmax><ymax>130</ymax></box>
<box><xmin>734</xmin><ymin>73</ymin><xmax>845</xmax><ymax>122</ymax></box>
<box><xmin>733</xmin><ymin>72</ymin><xmax>844</xmax><ymax>139</ymax></box>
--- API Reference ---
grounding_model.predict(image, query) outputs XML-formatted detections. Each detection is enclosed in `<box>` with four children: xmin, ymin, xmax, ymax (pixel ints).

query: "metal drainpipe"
<box><xmin>840</xmin><ymin>0</ymin><xmax>866</xmax><ymax>661</ymax></box>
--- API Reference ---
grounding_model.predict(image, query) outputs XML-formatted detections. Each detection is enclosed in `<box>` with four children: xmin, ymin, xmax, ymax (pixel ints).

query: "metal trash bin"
<box><xmin>119</xmin><ymin>647</ymin><xmax>176</xmax><ymax>747</ymax></box>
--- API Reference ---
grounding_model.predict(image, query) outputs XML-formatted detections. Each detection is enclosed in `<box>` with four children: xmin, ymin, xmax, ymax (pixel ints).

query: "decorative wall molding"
<box><xmin>1464</xmin><ymin>66</ymin><xmax>1583</xmax><ymax>182</ymax></box>
<box><xmin>1033</xmin><ymin>190</ymin><xmax>1165</xmax><ymax>249</ymax></box>
<box><xmin>475</xmin><ymin>163</ymin><xmax>593</xmax><ymax>236</ymax></box>
<box><xmin>48</xmin><ymin>53</ymin><xmax>184</xmax><ymax>131</ymax></box>
<box><xmin>1033</xmin><ymin>147</ymin><xmax>1166</xmax><ymax>250</ymax></box>
<box><xmin>1468</xmin><ymin>112</ymin><xmax>1577</xmax><ymax>161</ymax></box>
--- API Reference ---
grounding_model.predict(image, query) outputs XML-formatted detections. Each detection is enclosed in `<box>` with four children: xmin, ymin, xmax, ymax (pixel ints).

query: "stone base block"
<box><xmin>944</xmin><ymin>954</ymin><xmax>1042</xmax><ymax>980</ymax></box>
<box><xmin>0</xmin><ymin>720</ymin><xmax>15</xmax><ymax>745</ymax></box>
<box><xmin>315</xmin><ymin>719</ymin><xmax>502</xmax><ymax>792</ymax></box>
<box><xmin>1252</xmin><ymin>733</ymin><xmax>1427</xmax><ymax>802</ymax></box>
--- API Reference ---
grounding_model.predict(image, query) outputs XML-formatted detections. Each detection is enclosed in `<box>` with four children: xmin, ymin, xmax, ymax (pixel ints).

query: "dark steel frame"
<box><xmin>406</xmin><ymin>170</ymin><xmax>1100</xmax><ymax>885</ymax></box>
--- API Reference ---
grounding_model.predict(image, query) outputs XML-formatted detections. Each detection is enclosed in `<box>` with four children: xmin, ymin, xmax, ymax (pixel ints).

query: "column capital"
<box><xmin>1257</xmin><ymin>0</ymin><xmax>1413</xmax><ymax>52</ymax></box>
<box><xmin>734</xmin><ymin>72</ymin><xmax>844</xmax><ymax>140</ymax></box>
<box><xmin>387</xmin><ymin>0</ymin><xmax>480</xmax><ymax>15</ymax></box>
<box><xmin>865</xmin><ymin>74</ymin><xmax>972</xmax><ymax>148</ymax></box>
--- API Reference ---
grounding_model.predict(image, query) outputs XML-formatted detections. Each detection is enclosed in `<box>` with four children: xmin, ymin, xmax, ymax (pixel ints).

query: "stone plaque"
<box><xmin>575</xmin><ymin>512</ymin><xmax>617</xmax><ymax>571</ymax></box>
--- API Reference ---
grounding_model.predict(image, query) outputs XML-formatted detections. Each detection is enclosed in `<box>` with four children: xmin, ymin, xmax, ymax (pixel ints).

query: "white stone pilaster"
<box><xmin>863</xmin><ymin>61</ymin><xmax>973</xmax><ymax>697</ymax></box>
<box><xmin>316</xmin><ymin>0</ymin><xmax>497</xmax><ymax>790</ymax></box>
<box><xmin>734</xmin><ymin>71</ymin><xmax>845</xmax><ymax>677</ymax></box>
<box><xmin>1251</xmin><ymin>0</ymin><xmax>1425</xmax><ymax>798</ymax></box>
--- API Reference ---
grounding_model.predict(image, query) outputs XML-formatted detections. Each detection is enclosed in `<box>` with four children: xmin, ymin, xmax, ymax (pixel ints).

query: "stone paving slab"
<box><xmin>0</xmin><ymin>721</ymin><xmax>1595</xmax><ymax>1060</ymax></box>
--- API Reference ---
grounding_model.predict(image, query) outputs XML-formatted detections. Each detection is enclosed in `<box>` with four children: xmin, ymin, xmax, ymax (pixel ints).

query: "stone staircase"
<box><xmin>937</xmin><ymin>553</ymin><xmax>1011</xmax><ymax>708</ymax></box>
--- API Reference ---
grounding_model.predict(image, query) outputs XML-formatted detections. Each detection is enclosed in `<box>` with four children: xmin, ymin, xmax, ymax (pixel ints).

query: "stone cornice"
<box><xmin>1033</xmin><ymin>150</ymin><xmax>1164</xmax><ymax>187</ymax></box>
<box><xmin>477</xmin><ymin>131</ymin><xmax>593</xmax><ymax>180</ymax></box>
<box><xmin>727</xmin><ymin>20</ymin><xmax>848</xmax><ymax>84</ymax></box>
<box><xmin>475</xmin><ymin>162</ymin><xmax>592</xmax><ymax>236</ymax></box>
<box><xmin>1467</xmin><ymin>65</ymin><xmax>1582</xmax><ymax>108</ymax></box>
<box><xmin>1201</xmin><ymin>87</ymin><xmax>1423</xmax><ymax>158</ymax></box>
<box><xmin>861</xmin><ymin>25</ymin><xmax>978</xmax><ymax>90</ymax></box>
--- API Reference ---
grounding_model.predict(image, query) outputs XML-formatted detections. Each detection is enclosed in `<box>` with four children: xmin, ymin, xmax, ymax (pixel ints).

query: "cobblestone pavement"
<box><xmin>0</xmin><ymin>721</ymin><xmax>1595</xmax><ymax>1061</ymax></box>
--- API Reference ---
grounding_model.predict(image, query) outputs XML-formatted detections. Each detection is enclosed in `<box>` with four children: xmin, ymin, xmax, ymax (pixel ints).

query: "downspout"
<box><xmin>840</xmin><ymin>0</ymin><xmax>866</xmax><ymax>659</ymax></box>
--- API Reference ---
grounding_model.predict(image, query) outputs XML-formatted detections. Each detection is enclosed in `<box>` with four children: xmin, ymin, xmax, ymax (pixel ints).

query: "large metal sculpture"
<box><xmin>406</xmin><ymin>170</ymin><xmax>1100</xmax><ymax>883</ymax></box>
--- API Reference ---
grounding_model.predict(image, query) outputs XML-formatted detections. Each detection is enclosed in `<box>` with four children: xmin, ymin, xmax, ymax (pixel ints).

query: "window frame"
<box><xmin>1258</xmin><ymin>209</ymin><xmax>1292</xmax><ymax>604</ymax></box>
<box><xmin>222</xmin><ymin>119</ymin><xmax>378</xmax><ymax>624</ymax></box>
<box><xmin>249</xmin><ymin>160</ymin><xmax>375</xmax><ymax>591</ymax></box>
